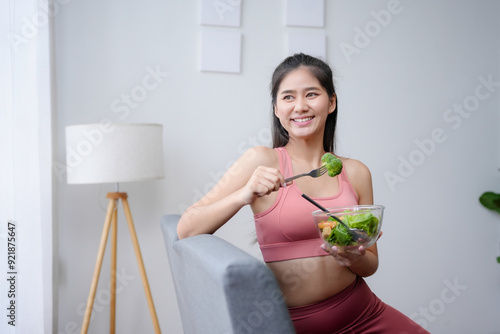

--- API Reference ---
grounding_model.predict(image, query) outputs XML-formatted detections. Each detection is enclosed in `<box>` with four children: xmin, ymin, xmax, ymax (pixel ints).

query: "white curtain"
<box><xmin>0</xmin><ymin>0</ymin><xmax>54</xmax><ymax>333</ymax></box>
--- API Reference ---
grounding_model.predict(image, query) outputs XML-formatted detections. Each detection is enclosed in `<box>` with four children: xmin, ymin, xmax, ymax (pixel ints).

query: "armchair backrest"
<box><xmin>161</xmin><ymin>214</ymin><xmax>295</xmax><ymax>334</ymax></box>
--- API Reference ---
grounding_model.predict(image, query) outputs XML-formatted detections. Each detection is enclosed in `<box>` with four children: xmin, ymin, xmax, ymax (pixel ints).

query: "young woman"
<box><xmin>178</xmin><ymin>53</ymin><xmax>428</xmax><ymax>333</ymax></box>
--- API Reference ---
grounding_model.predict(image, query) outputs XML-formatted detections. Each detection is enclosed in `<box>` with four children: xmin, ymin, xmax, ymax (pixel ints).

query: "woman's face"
<box><xmin>274</xmin><ymin>67</ymin><xmax>336</xmax><ymax>142</ymax></box>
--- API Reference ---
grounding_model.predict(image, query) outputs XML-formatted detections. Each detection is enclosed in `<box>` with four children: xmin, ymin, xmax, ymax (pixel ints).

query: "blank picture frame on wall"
<box><xmin>200</xmin><ymin>0</ymin><xmax>242</xmax><ymax>27</ymax></box>
<box><xmin>285</xmin><ymin>0</ymin><xmax>324</xmax><ymax>28</ymax></box>
<box><xmin>200</xmin><ymin>30</ymin><xmax>242</xmax><ymax>73</ymax></box>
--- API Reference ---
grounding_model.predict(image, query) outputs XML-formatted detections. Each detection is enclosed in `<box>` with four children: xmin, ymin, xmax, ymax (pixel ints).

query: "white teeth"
<box><xmin>294</xmin><ymin>117</ymin><xmax>313</xmax><ymax>123</ymax></box>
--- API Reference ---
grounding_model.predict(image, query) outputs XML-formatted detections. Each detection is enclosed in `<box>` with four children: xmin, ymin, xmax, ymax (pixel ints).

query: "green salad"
<box><xmin>318</xmin><ymin>212</ymin><xmax>379</xmax><ymax>246</ymax></box>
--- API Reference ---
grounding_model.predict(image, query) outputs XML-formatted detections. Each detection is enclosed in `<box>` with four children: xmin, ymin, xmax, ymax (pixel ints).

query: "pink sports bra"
<box><xmin>253</xmin><ymin>147</ymin><xmax>359</xmax><ymax>262</ymax></box>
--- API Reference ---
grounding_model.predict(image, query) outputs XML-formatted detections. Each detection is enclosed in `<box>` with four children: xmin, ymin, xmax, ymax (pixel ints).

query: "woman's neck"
<box><xmin>285</xmin><ymin>139</ymin><xmax>326</xmax><ymax>168</ymax></box>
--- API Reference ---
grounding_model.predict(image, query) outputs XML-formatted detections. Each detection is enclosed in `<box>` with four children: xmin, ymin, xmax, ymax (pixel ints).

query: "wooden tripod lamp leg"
<box><xmin>81</xmin><ymin>198</ymin><xmax>117</xmax><ymax>334</ymax></box>
<box><xmin>121</xmin><ymin>196</ymin><xmax>162</xmax><ymax>334</ymax></box>
<box><xmin>110</xmin><ymin>205</ymin><xmax>118</xmax><ymax>334</ymax></box>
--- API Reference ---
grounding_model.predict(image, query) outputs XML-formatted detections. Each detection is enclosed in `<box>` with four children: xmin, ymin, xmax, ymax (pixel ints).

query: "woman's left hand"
<box><xmin>321</xmin><ymin>231</ymin><xmax>383</xmax><ymax>267</ymax></box>
<box><xmin>321</xmin><ymin>244</ymin><xmax>365</xmax><ymax>267</ymax></box>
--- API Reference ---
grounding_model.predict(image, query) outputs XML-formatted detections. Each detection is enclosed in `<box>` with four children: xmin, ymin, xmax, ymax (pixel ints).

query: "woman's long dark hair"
<box><xmin>270</xmin><ymin>53</ymin><xmax>338</xmax><ymax>153</ymax></box>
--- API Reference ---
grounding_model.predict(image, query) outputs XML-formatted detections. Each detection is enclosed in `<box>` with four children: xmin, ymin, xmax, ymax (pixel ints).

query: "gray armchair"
<box><xmin>161</xmin><ymin>214</ymin><xmax>295</xmax><ymax>334</ymax></box>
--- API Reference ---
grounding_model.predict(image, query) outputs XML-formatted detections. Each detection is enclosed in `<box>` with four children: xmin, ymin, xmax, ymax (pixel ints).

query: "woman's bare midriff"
<box><xmin>266</xmin><ymin>255</ymin><xmax>357</xmax><ymax>307</ymax></box>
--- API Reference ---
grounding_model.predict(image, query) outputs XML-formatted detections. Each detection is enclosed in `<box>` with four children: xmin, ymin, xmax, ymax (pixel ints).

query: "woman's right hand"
<box><xmin>238</xmin><ymin>166</ymin><xmax>286</xmax><ymax>205</ymax></box>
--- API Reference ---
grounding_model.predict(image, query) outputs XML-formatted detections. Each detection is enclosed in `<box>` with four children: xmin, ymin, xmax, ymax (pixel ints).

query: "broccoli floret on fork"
<box><xmin>321</xmin><ymin>153</ymin><xmax>343</xmax><ymax>177</ymax></box>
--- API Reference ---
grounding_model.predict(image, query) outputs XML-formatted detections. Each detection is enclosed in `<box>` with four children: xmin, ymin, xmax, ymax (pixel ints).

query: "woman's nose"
<box><xmin>294</xmin><ymin>97</ymin><xmax>308</xmax><ymax>112</ymax></box>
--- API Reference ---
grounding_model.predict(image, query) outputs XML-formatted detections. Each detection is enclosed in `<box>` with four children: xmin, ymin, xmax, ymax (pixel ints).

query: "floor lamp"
<box><xmin>65</xmin><ymin>123</ymin><xmax>164</xmax><ymax>334</ymax></box>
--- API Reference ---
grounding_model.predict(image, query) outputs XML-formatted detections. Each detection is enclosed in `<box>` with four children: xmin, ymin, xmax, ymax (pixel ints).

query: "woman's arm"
<box><xmin>327</xmin><ymin>159</ymin><xmax>379</xmax><ymax>277</ymax></box>
<box><xmin>177</xmin><ymin>146</ymin><xmax>283</xmax><ymax>239</ymax></box>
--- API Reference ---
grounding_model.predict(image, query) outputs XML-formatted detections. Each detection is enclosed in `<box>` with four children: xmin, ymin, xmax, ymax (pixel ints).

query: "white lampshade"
<box><xmin>65</xmin><ymin>123</ymin><xmax>164</xmax><ymax>184</ymax></box>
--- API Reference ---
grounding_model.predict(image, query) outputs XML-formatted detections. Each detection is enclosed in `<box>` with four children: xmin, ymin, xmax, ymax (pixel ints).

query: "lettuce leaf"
<box><xmin>344</xmin><ymin>213</ymin><xmax>379</xmax><ymax>237</ymax></box>
<box><xmin>327</xmin><ymin>217</ymin><xmax>352</xmax><ymax>246</ymax></box>
<box><xmin>325</xmin><ymin>212</ymin><xmax>379</xmax><ymax>246</ymax></box>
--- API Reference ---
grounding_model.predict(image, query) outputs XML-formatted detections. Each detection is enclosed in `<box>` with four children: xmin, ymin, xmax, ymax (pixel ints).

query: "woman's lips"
<box><xmin>292</xmin><ymin>116</ymin><xmax>314</xmax><ymax>125</ymax></box>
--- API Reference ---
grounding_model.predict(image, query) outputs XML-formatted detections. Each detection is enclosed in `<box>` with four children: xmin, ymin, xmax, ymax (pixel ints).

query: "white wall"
<box><xmin>54</xmin><ymin>1</ymin><xmax>500</xmax><ymax>333</ymax></box>
<box><xmin>1</xmin><ymin>1</ymin><xmax>55</xmax><ymax>333</ymax></box>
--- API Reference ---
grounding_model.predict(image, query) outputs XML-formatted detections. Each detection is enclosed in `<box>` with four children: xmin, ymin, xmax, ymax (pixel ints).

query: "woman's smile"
<box><xmin>292</xmin><ymin>116</ymin><xmax>315</xmax><ymax>124</ymax></box>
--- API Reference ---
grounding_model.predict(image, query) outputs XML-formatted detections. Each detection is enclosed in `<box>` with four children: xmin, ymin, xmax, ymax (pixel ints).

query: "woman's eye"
<box><xmin>307</xmin><ymin>92</ymin><xmax>318</xmax><ymax>97</ymax></box>
<box><xmin>283</xmin><ymin>95</ymin><xmax>293</xmax><ymax>100</ymax></box>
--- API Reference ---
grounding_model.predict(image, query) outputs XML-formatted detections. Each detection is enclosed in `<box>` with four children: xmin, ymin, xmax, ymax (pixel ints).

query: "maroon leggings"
<box><xmin>288</xmin><ymin>277</ymin><xmax>429</xmax><ymax>334</ymax></box>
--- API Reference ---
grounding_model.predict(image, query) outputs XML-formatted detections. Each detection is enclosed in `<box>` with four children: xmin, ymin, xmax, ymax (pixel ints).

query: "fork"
<box><xmin>284</xmin><ymin>165</ymin><xmax>328</xmax><ymax>183</ymax></box>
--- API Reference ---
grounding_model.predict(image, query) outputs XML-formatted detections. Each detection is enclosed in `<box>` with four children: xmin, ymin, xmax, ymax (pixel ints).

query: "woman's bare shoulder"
<box><xmin>340</xmin><ymin>156</ymin><xmax>373</xmax><ymax>204</ymax></box>
<box><xmin>239</xmin><ymin>146</ymin><xmax>279</xmax><ymax>168</ymax></box>
<box><xmin>340</xmin><ymin>157</ymin><xmax>371</xmax><ymax>179</ymax></box>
